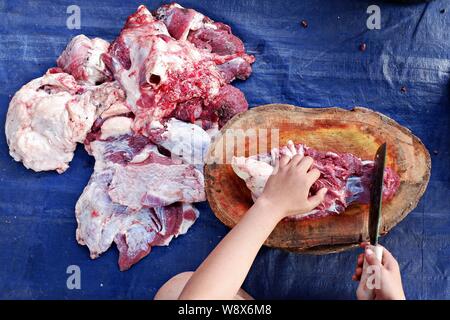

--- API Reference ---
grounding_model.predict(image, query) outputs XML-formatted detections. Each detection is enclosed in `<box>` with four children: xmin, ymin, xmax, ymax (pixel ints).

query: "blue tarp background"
<box><xmin>0</xmin><ymin>0</ymin><xmax>449</xmax><ymax>299</ymax></box>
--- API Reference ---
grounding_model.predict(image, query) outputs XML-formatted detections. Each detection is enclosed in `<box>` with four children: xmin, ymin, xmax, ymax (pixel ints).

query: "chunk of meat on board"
<box><xmin>232</xmin><ymin>140</ymin><xmax>400</xmax><ymax>219</ymax></box>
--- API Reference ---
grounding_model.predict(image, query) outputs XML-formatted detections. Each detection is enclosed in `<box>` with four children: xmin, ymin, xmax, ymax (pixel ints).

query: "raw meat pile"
<box><xmin>232</xmin><ymin>140</ymin><xmax>400</xmax><ymax>219</ymax></box>
<box><xmin>5</xmin><ymin>4</ymin><xmax>255</xmax><ymax>270</ymax></box>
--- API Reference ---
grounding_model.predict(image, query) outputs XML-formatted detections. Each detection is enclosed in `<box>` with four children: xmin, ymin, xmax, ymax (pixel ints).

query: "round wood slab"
<box><xmin>204</xmin><ymin>104</ymin><xmax>431</xmax><ymax>254</ymax></box>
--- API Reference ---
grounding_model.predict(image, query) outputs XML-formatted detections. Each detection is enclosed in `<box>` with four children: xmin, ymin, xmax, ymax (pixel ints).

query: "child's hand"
<box><xmin>353</xmin><ymin>243</ymin><xmax>406</xmax><ymax>300</ymax></box>
<box><xmin>257</xmin><ymin>152</ymin><xmax>327</xmax><ymax>220</ymax></box>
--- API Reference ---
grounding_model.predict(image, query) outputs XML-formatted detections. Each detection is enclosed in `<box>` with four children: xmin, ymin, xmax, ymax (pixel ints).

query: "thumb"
<box><xmin>365</xmin><ymin>246</ymin><xmax>382</xmax><ymax>267</ymax></box>
<box><xmin>380</xmin><ymin>246</ymin><xmax>399</xmax><ymax>271</ymax></box>
<box><xmin>307</xmin><ymin>188</ymin><xmax>327</xmax><ymax>209</ymax></box>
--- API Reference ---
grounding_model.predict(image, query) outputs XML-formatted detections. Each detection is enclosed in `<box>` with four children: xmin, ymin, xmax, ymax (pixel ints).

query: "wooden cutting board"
<box><xmin>204</xmin><ymin>104</ymin><xmax>431</xmax><ymax>254</ymax></box>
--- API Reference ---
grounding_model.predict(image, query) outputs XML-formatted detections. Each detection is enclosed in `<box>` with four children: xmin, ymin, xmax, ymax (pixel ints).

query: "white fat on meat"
<box><xmin>175</xmin><ymin>203</ymin><xmax>200</xmax><ymax>235</ymax></box>
<box><xmin>5</xmin><ymin>72</ymin><xmax>129</xmax><ymax>173</ymax></box>
<box><xmin>76</xmin><ymin>118</ymin><xmax>203</xmax><ymax>270</ymax></box>
<box><xmin>88</xmin><ymin>81</ymin><xmax>129</xmax><ymax>117</ymax></box>
<box><xmin>57</xmin><ymin>35</ymin><xmax>111</xmax><ymax>85</ymax></box>
<box><xmin>75</xmin><ymin>168</ymin><xmax>199</xmax><ymax>271</ymax></box>
<box><xmin>76</xmin><ymin>169</ymin><xmax>131</xmax><ymax>258</ymax></box>
<box><xmin>100</xmin><ymin>116</ymin><xmax>133</xmax><ymax>140</ymax></box>
<box><xmin>5</xmin><ymin>71</ymin><xmax>97</xmax><ymax>173</ymax></box>
<box><xmin>108</xmin><ymin>161</ymin><xmax>205</xmax><ymax>209</ymax></box>
<box><xmin>156</xmin><ymin>118</ymin><xmax>211</xmax><ymax>168</ymax></box>
<box><xmin>232</xmin><ymin>156</ymin><xmax>274</xmax><ymax>201</ymax></box>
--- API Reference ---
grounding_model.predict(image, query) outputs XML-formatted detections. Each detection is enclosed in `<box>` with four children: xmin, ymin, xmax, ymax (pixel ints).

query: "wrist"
<box><xmin>254</xmin><ymin>196</ymin><xmax>286</xmax><ymax>222</ymax></box>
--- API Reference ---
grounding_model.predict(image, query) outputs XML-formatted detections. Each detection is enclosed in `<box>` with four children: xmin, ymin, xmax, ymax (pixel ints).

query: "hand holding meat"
<box><xmin>232</xmin><ymin>140</ymin><xmax>400</xmax><ymax>220</ymax></box>
<box><xmin>258</xmin><ymin>151</ymin><xmax>328</xmax><ymax>220</ymax></box>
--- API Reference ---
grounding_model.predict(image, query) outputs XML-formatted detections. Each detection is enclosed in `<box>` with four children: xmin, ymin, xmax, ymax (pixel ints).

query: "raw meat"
<box><xmin>206</xmin><ymin>84</ymin><xmax>249</xmax><ymax>127</ymax></box>
<box><xmin>155</xmin><ymin>3</ymin><xmax>255</xmax><ymax>82</ymax></box>
<box><xmin>104</xmin><ymin>5</ymin><xmax>220</xmax><ymax>132</ymax></box>
<box><xmin>6</xmin><ymin>3</ymin><xmax>254</xmax><ymax>270</ymax></box>
<box><xmin>87</xmin><ymin>81</ymin><xmax>129</xmax><ymax>119</ymax></box>
<box><xmin>232</xmin><ymin>140</ymin><xmax>400</xmax><ymax>219</ymax></box>
<box><xmin>5</xmin><ymin>68</ymin><xmax>130</xmax><ymax>173</ymax></box>
<box><xmin>217</xmin><ymin>57</ymin><xmax>254</xmax><ymax>83</ymax></box>
<box><xmin>57</xmin><ymin>35</ymin><xmax>112</xmax><ymax>85</ymax></box>
<box><xmin>76</xmin><ymin>115</ymin><xmax>203</xmax><ymax>270</ymax></box>
<box><xmin>108</xmin><ymin>161</ymin><xmax>205</xmax><ymax>209</ymax></box>
<box><xmin>76</xmin><ymin>168</ymin><xmax>199</xmax><ymax>271</ymax></box>
<box><xmin>154</xmin><ymin>3</ymin><xmax>205</xmax><ymax>41</ymax></box>
<box><xmin>104</xmin><ymin>4</ymin><xmax>254</xmax><ymax>134</ymax></box>
<box><xmin>147</xmin><ymin>118</ymin><xmax>211</xmax><ymax>168</ymax></box>
<box><xmin>5</xmin><ymin>70</ymin><xmax>91</xmax><ymax>173</ymax></box>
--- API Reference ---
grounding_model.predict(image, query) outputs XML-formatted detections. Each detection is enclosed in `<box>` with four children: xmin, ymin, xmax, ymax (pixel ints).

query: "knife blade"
<box><xmin>368</xmin><ymin>142</ymin><xmax>387</xmax><ymax>246</ymax></box>
<box><xmin>357</xmin><ymin>143</ymin><xmax>386</xmax><ymax>300</ymax></box>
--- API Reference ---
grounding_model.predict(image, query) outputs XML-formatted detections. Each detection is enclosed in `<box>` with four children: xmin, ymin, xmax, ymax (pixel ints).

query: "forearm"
<box><xmin>179</xmin><ymin>198</ymin><xmax>282</xmax><ymax>300</ymax></box>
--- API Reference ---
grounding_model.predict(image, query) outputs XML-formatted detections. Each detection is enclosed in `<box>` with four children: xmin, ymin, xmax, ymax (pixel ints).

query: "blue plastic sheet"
<box><xmin>0</xmin><ymin>0</ymin><xmax>449</xmax><ymax>299</ymax></box>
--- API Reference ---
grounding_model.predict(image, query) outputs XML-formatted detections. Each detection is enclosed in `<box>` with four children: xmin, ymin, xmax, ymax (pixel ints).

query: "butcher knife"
<box><xmin>358</xmin><ymin>142</ymin><xmax>386</xmax><ymax>300</ymax></box>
